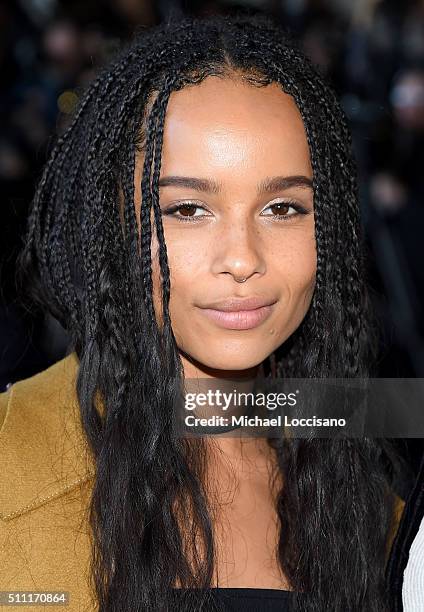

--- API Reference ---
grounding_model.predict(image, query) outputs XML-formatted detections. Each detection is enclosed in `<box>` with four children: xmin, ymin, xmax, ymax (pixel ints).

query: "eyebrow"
<box><xmin>157</xmin><ymin>175</ymin><xmax>313</xmax><ymax>194</ymax></box>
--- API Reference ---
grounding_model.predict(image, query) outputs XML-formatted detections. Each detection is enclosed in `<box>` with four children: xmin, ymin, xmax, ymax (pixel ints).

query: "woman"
<box><xmin>0</xmin><ymin>13</ymin><xmax>404</xmax><ymax>612</ymax></box>
<box><xmin>387</xmin><ymin>451</ymin><xmax>424</xmax><ymax>611</ymax></box>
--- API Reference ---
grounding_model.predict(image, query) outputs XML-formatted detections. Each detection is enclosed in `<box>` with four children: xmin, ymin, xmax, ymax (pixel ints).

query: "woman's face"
<box><xmin>134</xmin><ymin>75</ymin><xmax>316</xmax><ymax>377</ymax></box>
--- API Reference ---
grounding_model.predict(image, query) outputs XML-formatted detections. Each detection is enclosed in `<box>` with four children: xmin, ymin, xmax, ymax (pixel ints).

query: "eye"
<box><xmin>260</xmin><ymin>200</ymin><xmax>309</xmax><ymax>220</ymax></box>
<box><xmin>161</xmin><ymin>202</ymin><xmax>212</xmax><ymax>223</ymax></box>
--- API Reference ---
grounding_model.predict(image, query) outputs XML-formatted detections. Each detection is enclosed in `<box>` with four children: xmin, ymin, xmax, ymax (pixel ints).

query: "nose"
<box><xmin>211</xmin><ymin>219</ymin><xmax>266</xmax><ymax>284</ymax></box>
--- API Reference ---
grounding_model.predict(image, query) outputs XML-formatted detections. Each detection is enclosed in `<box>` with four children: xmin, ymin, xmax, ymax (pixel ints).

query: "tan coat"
<box><xmin>0</xmin><ymin>354</ymin><xmax>405</xmax><ymax>611</ymax></box>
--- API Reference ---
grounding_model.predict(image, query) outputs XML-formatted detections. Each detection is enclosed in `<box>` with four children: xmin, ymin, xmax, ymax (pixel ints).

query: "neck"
<box><xmin>178</xmin><ymin>351</ymin><xmax>266</xmax><ymax>454</ymax></box>
<box><xmin>179</xmin><ymin>350</ymin><xmax>258</xmax><ymax>407</ymax></box>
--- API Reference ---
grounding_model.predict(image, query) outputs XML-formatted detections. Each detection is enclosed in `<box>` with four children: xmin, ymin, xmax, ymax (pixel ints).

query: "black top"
<box><xmin>171</xmin><ymin>587</ymin><xmax>292</xmax><ymax>611</ymax></box>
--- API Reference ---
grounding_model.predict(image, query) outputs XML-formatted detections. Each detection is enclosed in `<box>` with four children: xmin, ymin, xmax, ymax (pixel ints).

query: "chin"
<box><xmin>197</xmin><ymin>354</ymin><xmax>265</xmax><ymax>374</ymax></box>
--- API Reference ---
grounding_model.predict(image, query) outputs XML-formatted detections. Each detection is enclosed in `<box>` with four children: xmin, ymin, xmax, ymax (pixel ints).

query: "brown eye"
<box><xmin>177</xmin><ymin>204</ymin><xmax>197</xmax><ymax>217</ymax></box>
<box><xmin>269</xmin><ymin>203</ymin><xmax>291</xmax><ymax>216</ymax></box>
<box><xmin>162</xmin><ymin>202</ymin><xmax>211</xmax><ymax>223</ymax></box>
<box><xmin>260</xmin><ymin>199</ymin><xmax>308</xmax><ymax>220</ymax></box>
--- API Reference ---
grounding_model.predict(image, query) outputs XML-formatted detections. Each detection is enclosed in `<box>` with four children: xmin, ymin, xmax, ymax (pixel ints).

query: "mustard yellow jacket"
<box><xmin>0</xmin><ymin>354</ymin><xmax>405</xmax><ymax>611</ymax></box>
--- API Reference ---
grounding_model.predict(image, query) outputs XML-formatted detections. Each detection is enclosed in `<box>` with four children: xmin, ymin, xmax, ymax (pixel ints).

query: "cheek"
<box><xmin>293</xmin><ymin>245</ymin><xmax>316</xmax><ymax>299</ymax></box>
<box><xmin>166</xmin><ymin>240</ymin><xmax>202</xmax><ymax>303</ymax></box>
<box><xmin>271</xmin><ymin>229</ymin><xmax>317</xmax><ymax>295</ymax></box>
<box><xmin>270</xmin><ymin>239</ymin><xmax>316</xmax><ymax>345</ymax></box>
<box><xmin>150</xmin><ymin>231</ymin><xmax>201</xmax><ymax>319</ymax></box>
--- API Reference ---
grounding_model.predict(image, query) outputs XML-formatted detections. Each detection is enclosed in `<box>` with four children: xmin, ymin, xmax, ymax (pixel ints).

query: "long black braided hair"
<box><xmin>17</xmin><ymin>13</ymin><xmax>403</xmax><ymax>612</ymax></box>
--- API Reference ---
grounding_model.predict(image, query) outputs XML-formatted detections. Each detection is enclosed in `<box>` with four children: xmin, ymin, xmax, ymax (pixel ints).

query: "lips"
<box><xmin>199</xmin><ymin>303</ymin><xmax>275</xmax><ymax>330</ymax></box>
<box><xmin>201</xmin><ymin>296</ymin><xmax>276</xmax><ymax>312</ymax></box>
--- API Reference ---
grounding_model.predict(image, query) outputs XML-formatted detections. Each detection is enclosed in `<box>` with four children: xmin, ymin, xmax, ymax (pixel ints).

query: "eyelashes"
<box><xmin>161</xmin><ymin>200</ymin><xmax>311</xmax><ymax>224</ymax></box>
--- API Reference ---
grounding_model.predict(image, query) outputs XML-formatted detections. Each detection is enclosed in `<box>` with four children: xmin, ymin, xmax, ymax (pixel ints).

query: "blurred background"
<box><xmin>0</xmin><ymin>0</ymin><xmax>423</xmax><ymax>482</ymax></box>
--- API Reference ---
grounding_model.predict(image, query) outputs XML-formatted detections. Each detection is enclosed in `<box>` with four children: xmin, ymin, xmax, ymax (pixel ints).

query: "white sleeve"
<box><xmin>403</xmin><ymin>514</ymin><xmax>424</xmax><ymax>611</ymax></box>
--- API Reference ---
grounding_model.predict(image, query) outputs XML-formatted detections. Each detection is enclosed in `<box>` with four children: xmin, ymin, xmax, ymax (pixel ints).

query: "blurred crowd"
<box><xmin>1</xmin><ymin>0</ymin><xmax>424</xmax><ymax>398</ymax></box>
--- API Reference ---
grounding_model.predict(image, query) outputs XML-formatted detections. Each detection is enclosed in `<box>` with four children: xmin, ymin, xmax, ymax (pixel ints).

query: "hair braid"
<box><xmin>149</xmin><ymin>78</ymin><xmax>174</xmax><ymax>333</ymax></box>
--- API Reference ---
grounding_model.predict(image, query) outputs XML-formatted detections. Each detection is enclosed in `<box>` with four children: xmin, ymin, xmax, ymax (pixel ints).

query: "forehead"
<box><xmin>158</xmin><ymin>75</ymin><xmax>312</xmax><ymax>179</ymax></box>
